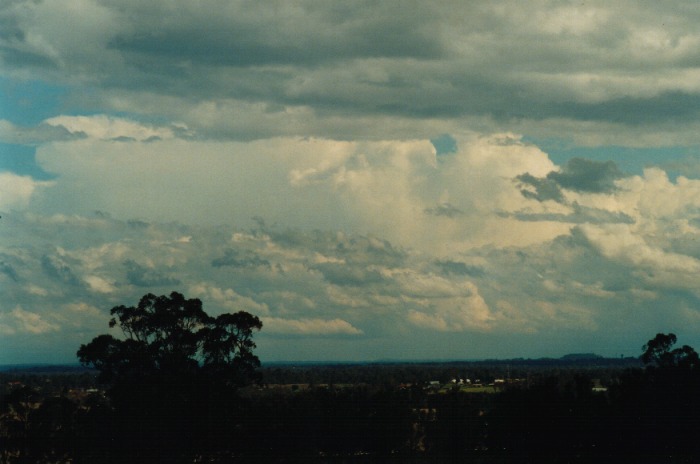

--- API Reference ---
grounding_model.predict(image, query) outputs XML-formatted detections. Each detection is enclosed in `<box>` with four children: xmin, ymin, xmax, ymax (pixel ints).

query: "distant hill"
<box><xmin>0</xmin><ymin>364</ymin><xmax>92</xmax><ymax>374</ymax></box>
<box><xmin>560</xmin><ymin>353</ymin><xmax>603</xmax><ymax>361</ymax></box>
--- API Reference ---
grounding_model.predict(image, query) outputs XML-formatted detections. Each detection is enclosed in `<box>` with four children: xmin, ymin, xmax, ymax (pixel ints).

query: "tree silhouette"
<box><xmin>76</xmin><ymin>291</ymin><xmax>262</xmax><ymax>463</ymax></box>
<box><xmin>78</xmin><ymin>291</ymin><xmax>262</xmax><ymax>384</ymax></box>
<box><xmin>641</xmin><ymin>332</ymin><xmax>699</xmax><ymax>369</ymax></box>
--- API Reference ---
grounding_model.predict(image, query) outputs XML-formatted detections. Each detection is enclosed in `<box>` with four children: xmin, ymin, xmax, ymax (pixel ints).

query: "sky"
<box><xmin>3</xmin><ymin>1</ymin><xmax>700</xmax><ymax>364</ymax></box>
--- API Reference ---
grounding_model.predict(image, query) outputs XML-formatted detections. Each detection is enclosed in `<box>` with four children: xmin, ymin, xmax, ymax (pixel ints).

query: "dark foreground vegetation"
<box><xmin>2</xmin><ymin>294</ymin><xmax>700</xmax><ymax>463</ymax></box>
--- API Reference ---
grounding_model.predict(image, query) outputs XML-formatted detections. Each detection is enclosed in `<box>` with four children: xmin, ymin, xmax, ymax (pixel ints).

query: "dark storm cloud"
<box><xmin>557</xmin><ymin>92</ymin><xmax>700</xmax><ymax>125</ymax></box>
<box><xmin>0</xmin><ymin>45</ymin><xmax>57</xmax><ymax>68</ymax></box>
<box><xmin>0</xmin><ymin>261</ymin><xmax>19</xmax><ymax>282</ymax></box>
<box><xmin>0</xmin><ymin>121</ymin><xmax>86</xmax><ymax>145</ymax></box>
<box><xmin>517</xmin><ymin>158</ymin><xmax>625</xmax><ymax>202</ymax></box>
<box><xmin>124</xmin><ymin>260</ymin><xmax>181</xmax><ymax>288</ymax></box>
<box><xmin>515</xmin><ymin>173</ymin><xmax>565</xmax><ymax>203</ymax></box>
<box><xmin>0</xmin><ymin>15</ymin><xmax>23</xmax><ymax>42</ymax></box>
<box><xmin>0</xmin><ymin>2</ymin><xmax>55</xmax><ymax>69</ymax></box>
<box><xmin>5</xmin><ymin>0</ymin><xmax>700</xmax><ymax>136</ymax></box>
<box><xmin>311</xmin><ymin>262</ymin><xmax>385</xmax><ymax>287</ymax></box>
<box><xmin>127</xmin><ymin>219</ymin><xmax>150</xmax><ymax>229</ymax></box>
<box><xmin>211</xmin><ymin>249</ymin><xmax>272</xmax><ymax>269</ymax></box>
<box><xmin>334</xmin><ymin>237</ymin><xmax>406</xmax><ymax>267</ymax></box>
<box><xmin>108</xmin><ymin>13</ymin><xmax>442</xmax><ymax>68</ymax></box>
<box><xmin>41</xmin><ymin>255</ymin><xmax>81</xmax><ymax>286</ymax></box>
<box><xmin>90</xmin><ymin>0</ymin><xmax>444</xmax><ymax>108</ymax></box>
<box><xmin>424</xmin><ymin>203</ymin><xmax>465</xmax><ymax>218</ymax></box>
<box><xmin>549</xmin><ymin>158</ymin><xmax>624</xmax><ymax>194</ymax></box>
<box><xmin>500</xmin><ymin>203</ymin><xmax>635</xmax><ymax>225</ymax></box>
<box><xmin>435</xmin><ymin>260</ymin><xmax>485</xmax><ymax>277</ymax></box>
<box><xmin>265</xmin><ymin>228</ymin><xmax>407</xmax><ymax>268</ymax></box>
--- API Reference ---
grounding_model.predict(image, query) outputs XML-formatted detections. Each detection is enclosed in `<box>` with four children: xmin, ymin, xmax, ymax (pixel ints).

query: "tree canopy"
<box><xmin>641</xmin><ymin>332</ymin><xmax>700</xmax><ymax>369</ymax></box>
<box><xmin>74</xmin><ymin>292</ymin><xmax>263</xmax><ymax>462</ymax></box>
<box><xmin>77</xmin><ymin>291</ymin><xmax>262</xmax><ymax>385</ymax></box>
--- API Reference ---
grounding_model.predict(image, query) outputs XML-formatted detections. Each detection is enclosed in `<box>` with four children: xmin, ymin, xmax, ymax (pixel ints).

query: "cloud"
<box><xmin>188</xmin><ymin>284</ymin><xmax>270</xmax><ymax>316</ymax></box>
<box><xmin>28</xmin><ymin>130</ymin><xmax>565</xmax><ymax>250</ymax></box>
<box><xmin>211</xmin><ymin>249</ymin><xmax>271</xmax><ymax>270</ymax></box>
<box><xmin>406</xmin><ymin>286</ymin><xmax>493</xmax><ymax>332</ymax></box>
<box><xmin>41</xmin><ymin>254</ymin><xmax>82</xmax><ymax>286</ymax></box>
<box><xmin>616</xmin><ymin>168</ymin><xmax>700</xmax><ymax>221</ymax></box>
<box><xmin>0</xmin><ymin>172</ymin><xmax>51</xmax><ymax>210</ymax></box>
<box><xmin>0</xmin><ymin>260</ymin><xmax>20</xmax><ymax>282</ymax></box>
<box><xmin>435</xmin><ymin>260</ymin><xmax>485</xmax><ymax>277</ymax></box>
<box><xmin>0</xmin><ymin>306</ymin><xmax>60</xmax><ymax>335</ymax></box>
<box><xmin>424</xmin><ymin>203</ymin><xmax>464</xmax><ymax>218</ymax></box>
<box><xmin>0</xmin><ymin>119</ymin><xmax>85</xmax><ymax>144</ymax></box>
<box><xmin>123</xmin><ymin>260</ymin><xmax>181</xmax><ymax>288</ymax></box>
<box><xmin>1</xmin><ymin>166</ymin><xmax>700</xmax><ymax>361</ymax></box>
<box><xmin>501</xmin><ymin>202</ymin><xmax>635</xmax><ymax>225</ymax></box>
<box><xmin>7</xmin><ymin>125</ymin><xmax>700</xmax><ymax>361</ymax></box>
<box><xmin>517</xmin><ymin>157</ymin><xmax>625</xmax><ymax>203</ymax></box>
<box><xmin>5</xmin><ymin>2</ymin><xmax>700</xmax><ymax>143</ymax></box>
<box><xmin>108</xmin><ymin>1</ymin><xmax>443</xmax><ymax>66</ymax></box>
<box><xmin>43</xmin><ymin>115</ymin><xmax>181</xmax><ymax>142</ymax></box>
<box><xmin>549</xmin><ymin>158</ymin><xmax>624</xmax><ymax>193</ymax></box>
<box><xmin>263</xmin><ymin>317</ymin><xmax>363</xmax><ymax>336</ymax></box>
<box><xmin>516</xmin><ymin>173</ymin><xmax>565</xmax><ymax>203</ymax></box>
<box><xmin>8</xmin><ymin>0</ymin><xmax>700</xmax><ymax>363</ymax></box>
<box><xmin>312</xmin><ymin>262</ymin><xmax>385</xmax><ymax>287</ymax></box>
<box><xmin>84</xmin><ymin>275</ymin><xmax>115</xmax><ymax>293</ymax></box>
<box><xmin>576</xmin><ymin>223</ymin><xmax>700</xmax><ymax>275</ymax></box>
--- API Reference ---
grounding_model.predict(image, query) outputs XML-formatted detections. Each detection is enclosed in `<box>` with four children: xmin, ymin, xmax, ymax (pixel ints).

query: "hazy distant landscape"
<box><xmin>2</xmin><ymin>327</ymin><xmax>698</xmax><ymax>463</ymax></box>
<box><xmin>0</xmin><ymin>354</ymin><xmax>639</xmax><ymax>463</ymax></box>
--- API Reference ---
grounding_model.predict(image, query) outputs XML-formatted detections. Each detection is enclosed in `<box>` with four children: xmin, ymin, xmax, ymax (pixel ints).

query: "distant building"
<box><xmin>591</xmin><ymin>379</ymin><xmax>608</xmax><ymax>392</ymax></box>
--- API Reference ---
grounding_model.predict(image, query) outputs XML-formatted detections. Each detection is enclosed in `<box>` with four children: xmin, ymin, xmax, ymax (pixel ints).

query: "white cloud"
<box><xmin>52</xmin><ymin>302</ymin><xmax>107</xmax><ymax>330</ymax></box>
<box><xmin>617</xmin><ymin>168</ymin><xmax>700</xmax><ymax>222</ymax></box>
<box><xmin>579</xmin><ymin>223</ymin><xmax>700</xmax><ymax>274</ymax></box>
<box><xmin>188</xmin><ymin>283</ymin><xmax>270</xmax><ymax>316</ymax></box>
<box><xmin>65</xmin><ymin>302</ymin><xmax>101</xmax><ymax>317</ymax></box>
<box><xmin>0</xmin><ymin>119</ymin><xmax>82</xmax><ymax>144</ymax></box>
<box><xmin>6</xmin><ymin>124</ymin><xmax>700</xmax><ymax>360</ymax></box>
<box><xmin>84</xmin><ymin>275</ymin><xmax>116</xmax><ymax>293</ymax></box>
<box><xmin>44</xmin><ymin>115</ymin><xmax>178</xmax><ymax>141</ymax></box>
<box><xmin>0</xmin><ymin>172</ymin><xmax>51</xmax><ymax>210</ymax></box>
<box><xmin>263</xmin><ymin>317</ymin><xmax>363</xmax><ymax>335</ymax></box>
<box><xmin>406</xmin><ymin>282</ymin><xmax>493</xmax><ymax>332</ymax></box>
<box><xmin>26</xmin><ymin>285</ymin><xmax>49</xmax><ymax>297</ymax></box>
<box><xmin>31</xmin><ymin>130</ymin><xmax>566</xmax><ymax>251</ymax></box>
<box><xmin>0</xmin><ymin>306</ymin><xmax>60</xmax><ymax>335</ymax></box>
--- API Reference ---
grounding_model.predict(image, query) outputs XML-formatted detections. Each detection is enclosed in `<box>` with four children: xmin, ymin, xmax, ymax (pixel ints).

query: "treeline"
<box><xmin>2</xmin><ymin>351</ymin><xmax>700</xmax><ymax>462</ymax></box>
<box><xmin>4</xmin><ymin>360</ymin><xmax>700</xmax><ymax>463</ymax></box>
<box><xmin>259</xmin><ymin>356</ymin><xmax>640</xmax><ymax>387</ymax></box>
<box><xmin>2</xmin><ymin>292</ymin><xmax>699</xmax><ymax>463</ymax></box>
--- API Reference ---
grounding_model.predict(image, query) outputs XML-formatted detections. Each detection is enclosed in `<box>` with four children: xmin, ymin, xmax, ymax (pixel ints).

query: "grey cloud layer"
<box><xmin>108</xmin><ymin>1</ymin><xmax>442</xmax><ymax>66</ymax></box>
<box><xmin>4</xmin><ymin>1</ymin><xmax>700</xmax><ymax>142</ymax></box>
<box><xmin>3</xmin><ymin>196</ymin><xmax>700</xmax><ymax>362</ymax></box>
